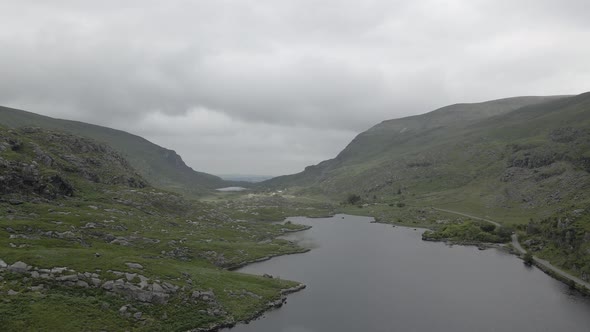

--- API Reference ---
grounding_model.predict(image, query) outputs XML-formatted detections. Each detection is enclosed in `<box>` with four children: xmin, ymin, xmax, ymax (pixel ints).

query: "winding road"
<box><xmin>432</xmin><ymin>207</ymin><xmax>590</xmax><ymax>292</ymax></box>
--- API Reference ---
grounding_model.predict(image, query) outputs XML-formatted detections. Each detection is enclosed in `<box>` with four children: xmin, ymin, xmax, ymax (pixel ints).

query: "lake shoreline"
<box><xmin>196</xmin><ymin>223</ymin><xmax>314</xmax><ymax>331</ymax></box>
<box><xmin>211</xmin><ymin>214</ymin><xmax>589</xmax><ymax>332</ymax></box>
<box><xmin>226</xmin><ymin>224</ymin><xmax>313</xmax><ymax>271</ymax></box>
<box><xmin>222</xmin><ymin>214</ymin><xmax>590</xmax><ymax>332</ymax></box>
<box><xmin>371</xmin><ymin>218</ymin><xmax>590</xmax><ymax>295</ymax></box>
<box><xmin>196</xmin><ymin>284</ymin><xmax>308</xmax><ymax>332</ymax></box>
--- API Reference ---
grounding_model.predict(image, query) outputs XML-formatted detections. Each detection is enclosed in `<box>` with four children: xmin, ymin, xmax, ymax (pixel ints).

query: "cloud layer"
<box><xmin>1</xmin><ymin>0</ymin><xmax>589</xmax><ymax>175</ymax></box>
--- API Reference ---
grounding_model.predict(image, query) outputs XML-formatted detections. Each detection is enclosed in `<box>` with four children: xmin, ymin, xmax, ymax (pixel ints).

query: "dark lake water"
<box><xmin>226</xmin><ymin>214</ymin><xmax>590</xmax><ymax>332</ymax></box>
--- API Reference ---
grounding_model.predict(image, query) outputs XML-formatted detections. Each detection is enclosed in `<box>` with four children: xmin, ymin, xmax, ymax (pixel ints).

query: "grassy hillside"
<box><xmin>264</xmin><ymin>96</ymin><xmax>565</xmax><ymax>189</ymax></box>
<box><xmin>262</xmin><ymin>93</ymin><xmax>590</xmax><ymax>223</ymax></box>
<box><xmin>0</xmin><ymin>126</ymin><xmax>309</xmax><ymax>331</ymax></box>
<box><xmin>0</xmin><ymin>106</ymin><xmax>238</xmax><ymax>196</ymax></box>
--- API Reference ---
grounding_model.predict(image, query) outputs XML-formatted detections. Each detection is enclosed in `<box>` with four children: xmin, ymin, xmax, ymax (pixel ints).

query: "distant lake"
<box><xmin>227</xmin><ymin>214</ymin><xmax>590</xmax><ymax>332</ymax></box>
<box><xmin>216</xmin><ymin>187</ymin><xmax>247</xmax><ymax>192</ymax></box>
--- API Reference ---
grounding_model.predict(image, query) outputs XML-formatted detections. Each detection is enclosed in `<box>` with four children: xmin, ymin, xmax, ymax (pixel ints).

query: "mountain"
<box><xmin>0</xmin><ymin>106</ymin><xmax>238</xmax><ymax>196</ymax></box>
<box><xmin>0</xmin><ymin>126</ymin><xmax>308</xmax><ymax>330</ymax></box>
<box><xmin>262</xmin><ymin>93</ymin><xmax>590</xmax><ymax>223</ymax></box>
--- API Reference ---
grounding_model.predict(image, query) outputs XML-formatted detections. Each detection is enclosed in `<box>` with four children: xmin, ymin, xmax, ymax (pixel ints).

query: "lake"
<box><xmin>216</xmin><ymin>187</ymin><xmax>248</xmax><ymax>192</ymax></box>
<box><xmin>226</xmin><ymin>214</ymin><xmax>590</xmax><ymax>332</ymax></box>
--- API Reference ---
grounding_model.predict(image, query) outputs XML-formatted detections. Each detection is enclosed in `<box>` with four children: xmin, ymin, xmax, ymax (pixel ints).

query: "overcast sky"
<box><xmin>1</xmin><ymin>1</ymin><xmax>589</xmax><ymax>176</ymax></box>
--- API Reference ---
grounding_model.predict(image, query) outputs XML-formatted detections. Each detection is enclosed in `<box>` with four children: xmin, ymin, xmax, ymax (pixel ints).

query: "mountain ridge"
<box><xmin>262</xmin><ymin>95</ymin><xmax>570</xmax><ymax>190</ymax></box>
<box><xmin>0</xmin><ymin>106</ymin><xmax>239</xmax><ymax>196</ymax></box>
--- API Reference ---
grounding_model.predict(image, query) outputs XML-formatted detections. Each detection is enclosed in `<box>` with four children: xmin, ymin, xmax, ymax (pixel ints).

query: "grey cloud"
<box><xmin>0</xmin><ymin>0</ymin><xmax>589</xmax><ymax>174</ymax></box>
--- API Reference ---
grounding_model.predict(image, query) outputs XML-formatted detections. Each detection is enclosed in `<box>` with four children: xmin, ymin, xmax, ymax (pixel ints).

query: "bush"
<box><xmin>347</xmin><ymin>194</ymin><xmax>361</xmax><ymax>205</ymax></box>
<box><xmin>496</xmin><ymin>226</ymin><xmax>513</xmax><ymax>241</ymax></box>
<box><xmin>523</xmin><ymin>252</ymin><xmax>534</xmax><ymax>266</ymax></box>
<box><xmin>479</xmin><ymin>223</ymin><xmax>496</xmax><ymax>232</ymax></box>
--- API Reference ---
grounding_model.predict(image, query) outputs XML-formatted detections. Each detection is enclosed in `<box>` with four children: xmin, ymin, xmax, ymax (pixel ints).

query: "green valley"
<box><xmin>2</xmin><ymin>91</ymin><xmax>590</xmax><ymax>330</ymax></box>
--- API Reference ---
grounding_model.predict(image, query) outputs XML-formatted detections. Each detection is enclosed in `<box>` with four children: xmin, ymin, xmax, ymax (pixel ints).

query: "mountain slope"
<box><xmin>262</xmin><ymin>93</ymin><xmax>590</xmax><ymax>222</ymax></box>
<box><xmin>0</xmin><ymin>126</ymin><xmax>308</xmax><ymax>330</ymax></box>
<box><xmin>0</xmin><ymin>106</ymin><xmax>235</xmax><ymax>196</ymax></box>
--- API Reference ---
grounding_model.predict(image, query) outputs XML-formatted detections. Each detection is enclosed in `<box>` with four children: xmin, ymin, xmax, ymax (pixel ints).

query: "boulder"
<box><xmin>102</xmin><ymin>280</ymin><xmax>115</xmax><ymax>290</ymax></box>
<box><xmin>125</xmin><ymin>262</ymin><xmax>143</xmax><ymax>270</ymax></box>
<box><xmin>151</xmin><ymin>292</ymin><xmax>169</xmax><ymax>304</ymax></box>
<box><xmin>138</xmin><ymin>275</ymin><xmax>149</xmax><ymax>289</ymax></box>
<box><xmin>56</xmin><ymin>274</ymin><xmax>78</xmax><ymax>282</ymax></box>
<box><xmin>151</xmin><ymin>283</ymin><xmax>164</xmax><ymax>293</ymax></box>
<box><xmin>8</xmin><ymin>261</ymin><xmax>30</xmax><ymax>273</ymax></box>
<box><xmin>50</xmin><ymin>267</ymin><xmax>68</xmax><ymax>275</ymax></box>
<box><xmin>118</xmin><ymin>305</ymin><xmax>129</xmax><ymax>315</ymax></box>
<box><xmin>162</xmin><ymin>282</ymin><xmax>178</xmax><ymax>293</ymax></box>
<box><xmin>76</xmin><ymin>280</ymin><xmax>89</xmax><ymax>288</ymax></box>
<box><xmin>192</xmin><ymin>290</ymin><xmax>215</xmax><ymax>301</ymax></box>
<box><xmin>91</xmin><ymin>278</ymin><xmax>102</xmax><ymax>287</ymax></box>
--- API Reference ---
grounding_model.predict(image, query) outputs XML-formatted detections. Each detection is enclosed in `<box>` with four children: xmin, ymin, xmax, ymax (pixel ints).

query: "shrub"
<box><xmin>523</xmin><ymin>252</ymin><xmax>534</xmax><ymax>266</ymax></box>
<box><xmin>479</xmin><ymin>223</ymin><xmax>496</xmax><ymax>232</ymax></box>
<box><xmin>347</xmin><ymin>194</ymin><xmax>361</xmax><ymax>205</ymax></box>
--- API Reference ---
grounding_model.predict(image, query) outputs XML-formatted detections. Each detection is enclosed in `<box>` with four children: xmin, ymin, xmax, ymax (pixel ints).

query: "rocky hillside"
<box><xmin>1</xmin><ymin>127</ymin><xmax>146</xmax><ymax>201</ymax></box>
<box><xmin>0</xmin><ymin>126</ymin><xmax>308</xmax><ymax>331</ymax></box>
<box><xmin>0</xmin><ymin>106</ymin><xmax>241</xmax><ymax>196</ymax></box>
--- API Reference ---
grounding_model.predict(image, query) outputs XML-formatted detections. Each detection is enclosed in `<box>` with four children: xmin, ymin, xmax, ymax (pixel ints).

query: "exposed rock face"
<box><xmin>0</xmin><ymin>158</ymin><xmax>74</xmax><ymax>199</ymax></box>
<box><xmin>107</xmin><ymin>279</ymin><xmax>170</xmax><ymax>304</ymax></box>
<box><xmin>0</xmin><ymin>127</ymin><xmax>148</xmax><ymax>201</ymax></box>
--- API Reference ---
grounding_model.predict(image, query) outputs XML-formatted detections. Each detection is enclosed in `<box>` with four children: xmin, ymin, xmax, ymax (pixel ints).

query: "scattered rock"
<box><xmin>30</xmin><ymin>285</ymin><xmax>44</xmax><ymax>291</ymax></box>
<box><xmin>56</xmin><ymin>274</ymin><xmax>78</xmax><ymax>282</ymax></box>
<box><xmin>192</xmin><ymin>290</ymin><xmax>215</xmax><ymax>302</ymax></box>
<box><xmin>151</xmin><ymin>283</ymin><xmax>164</xmax><ymax>293</ymax></box>
<box><xmin>125</xmin><ymin>262</ymin><xmax>143</xmax><ymax>270</ymax></box>
<box><xmin>102</xmin><ymin>280</ymin><xmax>114</xmax><ymax>291</ymax></box>
<box><xmin>110</xmin><ymin>237</ymin><xmax>130</xmax><ymax>246</ymax></box>
<box><xmin>50</xmin><ymin>267</ymin><xmax>68</xmax><ymax>275</ymax></box>
<box><xmin>8</xmin><ymin>261</ymin><xmax>30</xmax><ymax>273</ymax></box>
<box><xmin>76</xmin><ymin>280</ymin><xmax>89</xmax><ymax>288</ymax></box>
<box><xmin>118</xmin><ymin>305</ymin><xmax>129</xmax><ymax>315</ymax></box>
